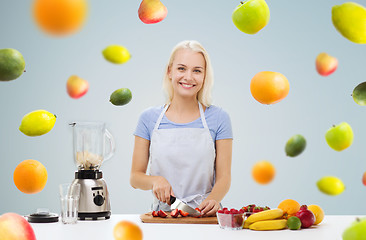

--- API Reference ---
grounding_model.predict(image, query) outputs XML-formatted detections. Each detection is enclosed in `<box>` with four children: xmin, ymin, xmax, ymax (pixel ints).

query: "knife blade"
<box><xmin>170</xmin><ymin>196</ymin><xmax>201</xmax><ymax>217</ymax></box>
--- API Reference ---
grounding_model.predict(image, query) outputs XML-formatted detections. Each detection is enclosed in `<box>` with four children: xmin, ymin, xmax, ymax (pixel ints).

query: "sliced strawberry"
<box><xmin>179</xmin><ymin>210</ymin><xmax>189</xmax><ymax>217</ymax></box>
<box><xmin>158</xmin><ymin>210</ymin><xmax>167</xmax><ymax>218</ymax></box>
<box><xmin>170</xmin><ymin>209</ymin><xmax>179</xmax><ymax>218</ymax></box>
<box><xmin>152</xmin><ymin>211</ymin><xmax>159</xmax><ymax>217</ymax></box>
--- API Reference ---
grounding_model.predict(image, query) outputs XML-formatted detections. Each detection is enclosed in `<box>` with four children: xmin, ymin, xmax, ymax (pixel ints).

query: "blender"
<box><xmin>69</xmin><ymin>122</ymin><xmax>115</xmax><ymax>220</ymax></box>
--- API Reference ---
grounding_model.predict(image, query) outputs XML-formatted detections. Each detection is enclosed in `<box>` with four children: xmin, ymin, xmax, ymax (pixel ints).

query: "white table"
<box><xmin>30</xmin><ymin>214</ymin><xmax>359</xmax><ymax>240</ymax></box>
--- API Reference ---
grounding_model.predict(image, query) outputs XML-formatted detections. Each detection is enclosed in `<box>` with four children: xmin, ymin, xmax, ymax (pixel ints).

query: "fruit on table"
<box><xmin>0</xmin><ymin>213</ymin><xmax>36</xmax><ymax>240</ymax></box>
<box><xmin>249</xmin><ymin>219</ymin><xmax>287</xmax><ymax>231</ymax></box>
<box><xmin>250</xmin><ymin>71</ymin><xmax>289</xmax><ymax>105</ymax></box>
<box><xmin>325</xmin><ymin>122</ymin><xmax>353</xmax><ymax>151</ymax></box>
<box><xmin>232</xmin><ymin>0</ymin><xmax>270</xmax><ymax>34</ymax></box>
<box><xmin>179</xmin><ymin>210</ymin><xmax>189</xmax><ymax>217</ymax></box>
<box><xmin>0</xmin><ymin>48</ymin><xmax>25</xmax><ymax>81</ymax></box>
<box><xmin>110</xmin><ymin>88</ymin><xmax>132</xmax><ymax>106</ymax></box>
<box><xmin>352</xmin><ymin>82</ymin><xmax>366</xmax><ymax>106</ymax></box>
<box><xmin>285</xmin><ymin>134</ymin><xmax>306</xmax><ymax>157</ymax></box>
<box><xmin>317</xmin><ymin>176</ymin><xmax>345</xmax><ymax>196</ymax></box>
<box><xmin>113</xmin><ymin>220</ymin><xmax>143</xmax><ymax>240</ymax></box>
<box><xmin>308</xmin><ymin>204</ymin><xmax>324</xmax><ymax>225</ymax></box>
<box><xmin>251</xmin><ymin>160</ymin><xmax>275</xmax><ymax>184</ymax></box>
<box><xmin>241</xmin><ymin>204</ymin><xmax>271</xmax><ymax>216</ymax></box>
<box><xmin>245</xmin><ymin>208</ymin><xmax>284</xmax><ymax>225</ymax></box>
<box><xmin>332</xmin><ymin>2</ymin><xmax>366</xmax><ymax>44</ymax></box>
<box><xmin>103</xmin><ymin>45</ymin><xmax>131</xmax><ymax>64</ymax></box>
<box><xmin>158</xmin><ymin>210</ymin><xmax>167</xmax><ymax>218</ymax></box>
<box><xmin>138</xmin><ymin>0</ymin><xmax>167</xmax><ymax>24</ymax></box>
<box><xmin>287</xmin><ymin>216</ymin><xmax>301</xmax><ymax>230</ymax></box>
<box><xmin>13</xmin><ymin>159</ymin><xmax>48</xmax><ymax>194</ymax></box>
<box><xmin>170</xmin><ymin>209</ymin><xmax>179</xmax><ymax>218</ymax></box>
<box><xmin>152</xmin><ymin>211</ymin><xmax>159</xmax><ymax>217</ymax></box>
<box><xmin>66</xmin><ymin>75</ymin><xmax>89</xmax><ymax>99</ymax></box>
<box><xmin>217</xmin><ymin>208</ymin><xmax>245</xmax><ymax>229</ymax></box>
<box><xmin>295</xmin><ymin>205</ymin><xmax>315</xmax><ymax>228</ymax></box>
<box><xmin>277</xmin><ymin>199</ymin><xmax>301</xmax><ymax>219</ymax></box>
<box><xmin>315</xmin><ymin>52</ymin><xmax>338</xmax><ymax>76</ymax></box>
<box><xmin>342</xmin><ymin>217</ymin><xmax>366</xmax><ymax>240</ymax></box>
<box><xmin>19</xmin><ymin>109</ymin><xmax>56</xmax><ymax>136</ymax></box>
<box><xmin>33</xmin><ymin>0</ymin><xmax>88</xmax><ymax>36</ymax></box>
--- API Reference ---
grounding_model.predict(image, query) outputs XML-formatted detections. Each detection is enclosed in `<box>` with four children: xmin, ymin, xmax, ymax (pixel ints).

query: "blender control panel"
<box><xmin>91</xmin><ymin>186</ymin><xmax>105</xmax><ymax>206</ymax></box>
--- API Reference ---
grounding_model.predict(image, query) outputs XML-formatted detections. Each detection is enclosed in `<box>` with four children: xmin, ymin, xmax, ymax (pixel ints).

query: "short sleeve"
<box><xmin>216</xmin><ymin>109</ymin><xmax>233</xmax><ymax>140</ymax></box>
<box><xmin>134</xmin><ymin>109</ymin><xmax>152</xmax><ymax>141</ymax></box>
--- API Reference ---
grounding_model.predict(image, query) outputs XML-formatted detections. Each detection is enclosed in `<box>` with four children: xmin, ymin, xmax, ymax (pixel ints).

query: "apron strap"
<box><xmin>198</xmin><ymin>102</ymin><xmax>209</xmax><ymax>129</ymax></box>
<box><xmin>154</xmin><ymin>104</ymin><xmax>170</xmax><ymax>130</ymax></box>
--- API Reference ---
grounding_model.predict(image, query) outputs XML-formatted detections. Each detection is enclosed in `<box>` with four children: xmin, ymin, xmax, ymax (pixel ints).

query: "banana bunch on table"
<box><xmin>244</xmin><ymin>209</ymin><xmax>287</xmax><ymax>231</ymax></box>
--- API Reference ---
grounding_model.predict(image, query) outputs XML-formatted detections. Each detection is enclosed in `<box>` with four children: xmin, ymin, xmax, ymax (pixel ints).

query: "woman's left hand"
<box><xmin>198</xmin><ymin>199</ymin><xmax>220</xmax><ymax>217</ymax></box>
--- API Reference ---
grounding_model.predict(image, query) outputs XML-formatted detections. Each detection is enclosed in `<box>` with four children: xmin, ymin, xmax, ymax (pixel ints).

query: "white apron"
<box><xmin>149</xmin><ymin>102</ymin><xmax>216</xmax><ymax>211</ymax></box>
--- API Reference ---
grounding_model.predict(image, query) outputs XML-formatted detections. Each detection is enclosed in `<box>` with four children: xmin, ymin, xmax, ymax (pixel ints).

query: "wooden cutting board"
<box><xmin>140</xmin><ymin>212</ymin><xmax>218</xmax><ymax>224</ymax></box>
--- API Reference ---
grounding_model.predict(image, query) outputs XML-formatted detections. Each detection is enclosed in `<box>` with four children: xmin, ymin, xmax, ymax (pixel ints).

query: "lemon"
<box><xmin>19</xmin><ymin>110</ymin><xmax>56</xmax><ymax>136</ymax></box>
<box><xmin>332</xmin><ymin>2</ymin><xmax>366</xmax><ymax>44</ymax></box>
<box><xmin>317</xmin><ymin>176</ymin><xmax>345</xmax><ymax>196</ymax></box>
<box><xmin>110</xmin><ymin>88</ymin><xmax>132</xmax><ymax>106</ymax></box>
<box><xmin>102</xmin><ymin>45</ymin><xmax>131</xmax><ymax>64</ymax></box>
<box><xmin>285</xmin><ymin>134</ymin><xmax>306</xmax><ymax>157</ymax></box>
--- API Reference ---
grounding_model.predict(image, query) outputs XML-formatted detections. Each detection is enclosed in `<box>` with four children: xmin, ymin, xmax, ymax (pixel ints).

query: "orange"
<box><xmin>251</xmin><ymin>160</ymin><xmax>275</xmax><ymax>184</ymax></box>
<box><xmin>13</xmin><ymin>159</ymin><xmax>48</xmax><ymax>194</ymax></box>
<box><xmin>277</xmin><ymin>199</ymin><xmax>301</xmax><ymax>219</ymax></box>
<box><xmin>308</xmin><ymin>204</ymin><xmax>324</xmax><ymax>225</ymax></box>
<box><xmin>113</xmin><ymin>221</ymin><xmax>143</xmax><ymax>240</ymax></box>
<box><xmin>250</xmin><ymin>71</ymin><xmax>290</xmax><ymax>104</ymax></box>
<box><xmin>33</xmin><ymin>0</ymin><xmax>88</xmax><ymax>36</ymax></box>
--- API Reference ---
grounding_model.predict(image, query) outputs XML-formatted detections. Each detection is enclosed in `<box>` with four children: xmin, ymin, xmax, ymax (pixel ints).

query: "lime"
<box><xmin>287</xmin><ymin>216</ymin><xmax>301</xmax><ymax>230</ymax></box>
<box><xmin>110</xmin><ymin>88</ymin><xmax>132</xmax><ymax>106</ymax></box>
<box><xmin>285</xmin><ymin>134</ymin><xmax>306</xmax><ymax>157</ymax></box>
<box><xmin>0</xmin><ymin>48</ymin><xmax>25</xmax><ymax>81</ymax></box>
<box><xmin>102</xmin><ymin>45</ymin><xmax>131</xmax><ymax>64</ymax></box>
<box><xmin>332</xmin><ymin>2</ymin><xmax>366</xmax><ymax>44</ymax></box>
<box><xmin>317</xmin><ymin>176</ymin><xmax>345</xmax><ymax>196</ymax></box>
<box><xmin>19</xmin><ymin>110</ymin><xmax>56</xmax><ymax>136</ymax></box>
<box><xmin>353</xmin><ymin>82</ymin><xmax>366</xmax><ymax>106</ymax></box>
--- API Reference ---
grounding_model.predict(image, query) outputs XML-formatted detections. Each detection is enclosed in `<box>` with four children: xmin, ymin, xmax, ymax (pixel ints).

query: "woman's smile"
<box><xmin>179</xmin><ymin>82</ymin><xmax>196</xmax><ymax>89</ymax></box>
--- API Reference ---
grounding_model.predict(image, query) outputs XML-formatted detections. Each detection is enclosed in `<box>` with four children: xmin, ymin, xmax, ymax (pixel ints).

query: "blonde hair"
<box><xmin>162</xmin><ymin>40</ymin><xmax>214</xmax><ymax>107</ymax></box>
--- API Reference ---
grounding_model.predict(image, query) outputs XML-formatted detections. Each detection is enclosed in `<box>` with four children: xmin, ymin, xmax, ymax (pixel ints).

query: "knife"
<box><xmin>170</xmin><ymin>196</ymin><xmax>202</xmax><ymax>217</ymax></box>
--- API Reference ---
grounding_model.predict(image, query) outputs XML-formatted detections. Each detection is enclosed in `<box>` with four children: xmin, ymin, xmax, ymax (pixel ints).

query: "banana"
<box><xmin>249</xmin><ymin>219</ymin><xmax>287</xmax><ymax>231</ymax></box>
<box><xmin>245</xmin><ymin>208</ymin><xmax>284</xmax><ymax>225</ymax></box>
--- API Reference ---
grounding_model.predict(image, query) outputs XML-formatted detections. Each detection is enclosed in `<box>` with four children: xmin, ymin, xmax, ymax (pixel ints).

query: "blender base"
<box><xmin>78</xmin><ymin>211</ymin><xmax>111</xmax><ymax>221</ymax></box>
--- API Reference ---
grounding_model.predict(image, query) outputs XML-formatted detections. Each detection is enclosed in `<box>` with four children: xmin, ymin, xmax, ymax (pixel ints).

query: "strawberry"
<box><xmin>179</xmin><ymin>210</ymin><xmax>189</xmax><ymax>217</ymax></box>
<box><xmin>170</xmin><ymin>209</ymin><xmax>179</xmax><ymax>218</ymax></box>
<box><xmin>158</xmin><ymin>210</ymin><xmax>167</xmax><ymax>218</ymax></box>
<box><xmin>152</xmin><ymin>211</ymin><xmax>159</xmax><ymax>217</ymax></box>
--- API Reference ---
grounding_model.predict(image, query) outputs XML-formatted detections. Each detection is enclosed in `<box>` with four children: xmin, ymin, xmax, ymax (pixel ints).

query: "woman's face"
<box><xmin>168</xmin><ymin>48</ymin><xmax>206</xmax><ymax>100</ymax></box>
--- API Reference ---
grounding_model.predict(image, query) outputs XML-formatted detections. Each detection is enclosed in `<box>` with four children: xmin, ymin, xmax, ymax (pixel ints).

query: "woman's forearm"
<box><xmin>130</xmin><ymin>172</ymin><xmax>159</xmax><ymax>190</ymax></box>
<box><xmin>205</xmin><ymin>175</ymin><xmax>231</xmax><ymax>203</ymax></box>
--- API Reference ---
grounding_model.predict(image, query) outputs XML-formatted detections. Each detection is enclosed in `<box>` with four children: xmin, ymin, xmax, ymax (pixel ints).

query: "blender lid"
<box><xmin>26</xmin><ymin>209</ymin><xmax>59</xmax><ymax>223</ymax></box>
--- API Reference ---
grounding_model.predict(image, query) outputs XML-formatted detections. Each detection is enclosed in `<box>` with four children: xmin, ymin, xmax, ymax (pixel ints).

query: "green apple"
<box><xmin>343</xmin><ymin>217</ymin><xmax>366</xmax><ymax>240</ymax></box>
<box><xmin>232</xmin><ymin>0</ymin><xmax>270</xmax><ymax>34</ymax></box>
<box><xmin>325</xmin><ymin>122</ymin><xmax>353</xmax><ymax>151</ymax></box>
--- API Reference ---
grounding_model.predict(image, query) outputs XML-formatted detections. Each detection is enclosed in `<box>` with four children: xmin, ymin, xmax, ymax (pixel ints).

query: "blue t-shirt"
<box><xmin>134</xmin><ymin>105</ymin><xmax>233</xmax><ymax>142</ymax></box>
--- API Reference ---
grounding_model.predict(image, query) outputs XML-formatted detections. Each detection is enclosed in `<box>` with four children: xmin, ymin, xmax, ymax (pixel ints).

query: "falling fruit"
<box><xmin>66</xmin><ymin>75</ymin><xmax>89</xmax><ymax>99</ymax></box>
<box><xmin>352</xmin><ymin>82</ymin><xmax>366</xmax><ymax>106</ymax></box>
<box><xmin>13</xmin><ymin>159</ymin><xmax>48</xmax><ymax>194</ymax></box>
<box><xmin>250</xmin><ymin>71</ymin><xmax>290</xmax><ymax>105</ymax></box>
<box><xmin>0</xmin><ymin>48</ymin><xmax>25</xmax><ymax>81</ymax></box>
<box><xmin>325</xmin><ymin>122</ymin><xmax>353</xmax><ymax>151</ymax></box>
<box><xmin>362</xmin><ymin>172</ymin><xmax>366</xmax><ymax>186</ymax></box>
<box><xmin>113</xmin><ymin>220</ymin><xmax>143</xmax><ymax>240</ymax></box>
<box><xmin>332</xmin><ymin>2</ymin><xmax>366</xmax><ymax>44</ymax></box>
<box><xmin>342</xmin><ymin>217</ymin><xmax>366</xmax><ymax>240</ymax></box>
<box><xmin>138</xmin><ymin>0</ymin><xmax>168</xmax><ymax>24</ymax></box>
<box><xmin>315</xmin><ymin>53</ymin><xmax>338</xmax><ymax>76</ymax></box>
<box><xmin>285</xmin><ymin>134</ymin><xmax>306</xmax><ymax>157</ymax></box>
<box><xmin>19</xmin><ymin>110</ymin><xmax>57</xmax><ymax>137</ymax></box>
<box><xmin>110</xmin><ymin>88</ymin><xmax>132</xmax><ymax>106</ymax></box>
<box><xmin>317</xmin><ymin>176</ymin><xmax>345</xmax><ymax>196</ymax></box>
<box><xmin>33</xmin><ymin>0</ymin><xmax>88</xmax><ymax>36</ymax></box>
<box><xmin>232</xmin><ymin>0</ymin><xmax>270</xmax><ymax>34</ymax></box>
<box><xmin>102</xmin><ymin>45</ymin><xmax>131</xmax><ymax>64</ymax></box>
<box><xmin>252</xmin><ymin>160</ymin><xmax>275</xmax><ymax>184</ymax></box>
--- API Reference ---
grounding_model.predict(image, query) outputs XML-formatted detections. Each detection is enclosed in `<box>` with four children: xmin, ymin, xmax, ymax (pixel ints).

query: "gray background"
<box><xmin>1</xmin><ymin>0</ymin><xmax>365</xmax><ymax>215</ymax></box>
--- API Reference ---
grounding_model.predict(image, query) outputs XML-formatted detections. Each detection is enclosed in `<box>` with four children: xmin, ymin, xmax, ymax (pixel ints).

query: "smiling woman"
<box><xmin>130</xmin><ymin>40</ymin><xmax>233</xmax><ymax>217</ymax></box>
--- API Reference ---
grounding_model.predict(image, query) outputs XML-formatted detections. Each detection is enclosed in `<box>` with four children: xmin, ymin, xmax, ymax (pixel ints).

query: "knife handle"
<box><xmin>170</xmin><ymin>195</ymin><xmax>176</xmax><ymax>205</ymax></box>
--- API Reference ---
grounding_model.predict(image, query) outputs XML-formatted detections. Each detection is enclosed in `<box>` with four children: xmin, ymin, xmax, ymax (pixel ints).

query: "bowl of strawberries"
<box><xmin>216</xmin><ymin>208</ymin><xmax>245</xmax><ymax>230</ymax></box>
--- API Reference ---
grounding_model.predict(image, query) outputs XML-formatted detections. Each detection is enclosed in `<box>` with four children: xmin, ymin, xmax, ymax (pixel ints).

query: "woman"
<box><xmin>130</xmin><ymin>40</ymin><xmax>232</xmax><ymax>217</ymax></box>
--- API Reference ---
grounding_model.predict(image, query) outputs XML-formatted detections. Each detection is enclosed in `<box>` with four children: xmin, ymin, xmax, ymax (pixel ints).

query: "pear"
<box><xmin>138</xmin><ymin>0</ymin><xmax>167</xmax><ymax>24</ymax></box>
<box><xmin>0</xmin><ymin>48</ymin><xmax>25</xmax><ymax>81</ymax></box>
<box><xmin>66</xmin><ymin>75</ymin><xmax>89</xmax><ymax>99</ymax></box>
<box><xmin>332</xmin><ymin>2</ymin><xmax>366</xmax><ymax>44</ymax></box>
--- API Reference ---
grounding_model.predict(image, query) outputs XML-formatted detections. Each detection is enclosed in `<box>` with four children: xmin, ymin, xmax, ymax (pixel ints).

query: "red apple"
<box><xmin>316</xmin><ymin>52</ymin><xmax>338</xmax><ymax>76</ymax></box>
<box><xmin>66</xmin><ymin>75</ymin><xmax>89</xmax><ymax>99</ymax></box>
<box><xmin>362</xmin><ymin>172</ymin><xmax>366</xmax><ymax>186</ymax></box>
<box><xmin>0</xmin><ymin>213</ymin><xmax>36</xmax><ymax>240</ymax></box>
<box><xmin>138</xmin><ymin>0</ymin><xmax>168</xmax><ymax>24</ymax></box>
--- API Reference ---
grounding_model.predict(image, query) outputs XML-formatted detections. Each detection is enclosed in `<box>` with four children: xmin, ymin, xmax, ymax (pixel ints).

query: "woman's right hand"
<box><xmin>152</xmin><ymin>176</ymin><xmax>174</xmax><ymax>205</ymax></box>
